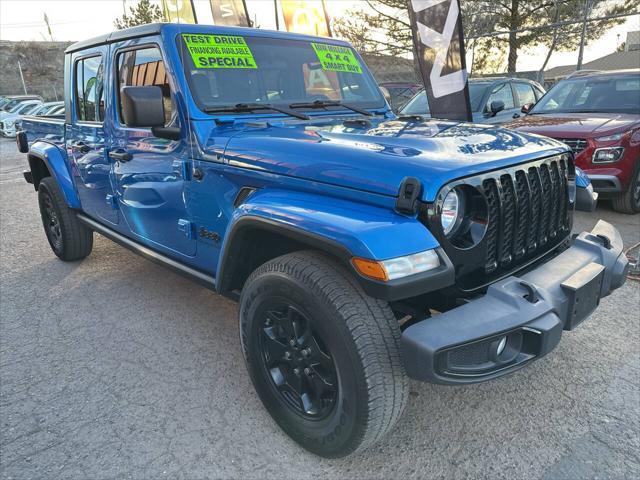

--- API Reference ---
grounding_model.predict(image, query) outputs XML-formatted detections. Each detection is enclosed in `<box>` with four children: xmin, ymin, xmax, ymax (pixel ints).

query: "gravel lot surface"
<box><xmin>1</xmin><ymin>136</ymin><xmax>639</xmax><ymax>479</ymax></box>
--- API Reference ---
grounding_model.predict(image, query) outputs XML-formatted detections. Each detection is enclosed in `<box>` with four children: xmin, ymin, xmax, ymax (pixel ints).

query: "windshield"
<box><xmin>18</xmin><ymin>103</ymin><xmax>40</xmax><ymax>114</ymax></box>
<box><xmin>8</xmin><ymin>102</ymin><xmax>27</xmax><ymax>113</ymax></box>
<box><xmin>399</xmin><ymin>82</ymin><xmax>490</xmax><ymax>115</ymax></box>
<box><xmin>530</xmin><ymin>74</ymin><xmax>640</xmax><ymax>114</ymax></box>
<box><xmin>179</xmin><ymin>34</ymin><xmax>384</xmax><ymax>113</ymax></box>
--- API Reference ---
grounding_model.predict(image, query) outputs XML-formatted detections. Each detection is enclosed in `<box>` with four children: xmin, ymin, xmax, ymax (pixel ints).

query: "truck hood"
<box><xmin>215</xmin><ymin>117</ymin><xmax>567</xmax><ymax>201</ymax></box>
<box><xmin>506</xmin><ymin>112</ymin><xmax>640</xmax><ymax>138</ymax></box>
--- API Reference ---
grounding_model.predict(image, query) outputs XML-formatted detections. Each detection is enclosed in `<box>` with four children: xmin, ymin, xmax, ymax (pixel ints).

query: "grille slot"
<box><xmin>557</xmin><ymin>138</ymin><xmax>587</xmax><ymax>156</ymax></box>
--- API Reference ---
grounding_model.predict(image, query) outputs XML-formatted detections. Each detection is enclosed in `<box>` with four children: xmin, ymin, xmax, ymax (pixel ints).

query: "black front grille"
<box><xmin>556</xmin><ymin>138</ymin><xmax>587</xmax><ymax>156</ymax></box>
<box><xmin>482</xmin><ymin>158</ymin><xmax>571</xmax><ymax>276</ymax></box>
<box><xmin>421</xmin><ymin>155</ymin><xmax>574</xmax><ymax>292</ymax></box>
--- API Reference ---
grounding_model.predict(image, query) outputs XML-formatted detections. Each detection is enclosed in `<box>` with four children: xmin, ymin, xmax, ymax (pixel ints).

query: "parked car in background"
<box><xmin>29</xmin><ymin>101</ymin><xmax>64</xmax><ymax>116</ymax></box>
<box><xmin>0</xmin><ymin>100</ymin><xmax>43</xmax><ymax>137</ymax></box>
<box><xmin>379</xmin><ymin>82</ymin><xmax>422</xmax><ymax>111</ymax></box>
<box><xmin>0</xmin><ymin>95</ymin><xmax>43</xmax><ymax>111</ymax></box>
<box><xmin>400</xmin><ymin>77</ymin><xmax>545</xmax><ymax>124</ymax></box>
<box><xmin>508</xmin><ymin>69</ymin><xmax>640</xmax><ymax>214</ymax></box>
<box><xmin>12</xmin><ymin>101</ymin><xmax>65</xmax><ymax>137</ymax></box>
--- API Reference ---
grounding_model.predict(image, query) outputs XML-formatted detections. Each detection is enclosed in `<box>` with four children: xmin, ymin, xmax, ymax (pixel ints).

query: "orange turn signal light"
<box><xmin>351</xmin><ymin>257</ymin><xmax>388</xmax><ymax>281</ymax></box>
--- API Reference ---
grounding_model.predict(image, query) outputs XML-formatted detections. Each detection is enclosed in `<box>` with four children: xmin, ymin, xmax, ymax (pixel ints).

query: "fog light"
<box><xmin>496</xmin><ymin>336</ymin><xmax>507</xmax><ymax>356</ymax></box>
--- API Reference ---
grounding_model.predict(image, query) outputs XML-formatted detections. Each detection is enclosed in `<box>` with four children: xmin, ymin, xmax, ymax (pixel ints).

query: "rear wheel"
<box><xmin>38</xmin><ymin>177</ymin><xmax>93</xmax><ymax>261</ymax></box>
<box><xmin>239</xmin><ymin>251</ymin><xmax>408</xmax><ymax>458</ymax></box>
<box><xmin>612</xmin><ymin>164</ymin><xmax>640</xmax><ymax>214</ymax></box>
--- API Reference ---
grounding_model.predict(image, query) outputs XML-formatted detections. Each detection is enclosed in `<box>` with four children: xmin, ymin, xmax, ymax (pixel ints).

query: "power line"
<box><xmin>467</xmin><ymin>11</ymin><xmax>638</xmax><ymax>39</ymax></box>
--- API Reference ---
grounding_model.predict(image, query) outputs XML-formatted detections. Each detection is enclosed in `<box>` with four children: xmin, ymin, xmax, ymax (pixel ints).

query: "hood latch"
<box><xmin>395</xmin><ymin>177</ymin><xmax>421</xmax><ymax>215</ymax></box>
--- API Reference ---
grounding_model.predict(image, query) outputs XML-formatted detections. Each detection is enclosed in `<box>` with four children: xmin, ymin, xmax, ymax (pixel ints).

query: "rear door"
<box><xmin>109</xmin><ymin>40</ymin><xmax>196</xmax><ymax>258</ymax></box>
<box><xmin>483</xmin><ymin>82</ymin><xmax>518</xmax><ymax>124</ymax></box>
<box><xmin>67</xmin><ymin>48</ymin><xmax>118</xmax><ymax>225</ymax></box>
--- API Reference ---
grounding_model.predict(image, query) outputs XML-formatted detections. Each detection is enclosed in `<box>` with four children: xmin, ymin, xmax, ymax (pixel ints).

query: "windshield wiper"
<box><xmin>288</xmin><ymin>100</ymin><xmax>373</xmax><ymax>116</ymax></box>
<box><xmin>204</xmin><ymin>103</ymin><xmax>310</xmax><ymax>120</ymax></box>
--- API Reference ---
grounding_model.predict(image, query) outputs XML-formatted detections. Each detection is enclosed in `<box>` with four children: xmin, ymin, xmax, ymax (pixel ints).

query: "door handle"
<box><xmin>109</xmin><ymin>149</ymin><xmax>132</xmax><ymax>162</ymax></box>
<box><xmin>512</xmin><ymin>113</ymin><xmax>520</xmax><ymax>119</ymax></box>
<box><xmin>71</xmin><ymin>141</ymin><xmax>90</xmax><ymax>154</ymax></box>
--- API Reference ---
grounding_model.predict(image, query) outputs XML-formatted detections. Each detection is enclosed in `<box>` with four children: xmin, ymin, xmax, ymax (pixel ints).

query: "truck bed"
<box><xmin>21</xmin><ymin>115</ymin><xmax>66</xmax><ymax>147</ymax></box>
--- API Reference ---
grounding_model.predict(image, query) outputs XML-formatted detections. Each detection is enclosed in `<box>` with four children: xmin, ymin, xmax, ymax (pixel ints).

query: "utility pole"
<box><xmin>576</xmin><ymin>0</ymin><xmax>592</xmax><ymax>70</ymax></box>
<box><xmin>274</xmin><ymin>0</ymin><xmax>279</xmax><ymax>30</ymax></box>
<box><xmin>17</xmin><ymin>60</ymin><xmax>28</xmax><ymax>94</ymax></box>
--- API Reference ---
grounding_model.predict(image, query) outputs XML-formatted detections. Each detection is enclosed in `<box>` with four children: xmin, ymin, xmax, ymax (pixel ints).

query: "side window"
<box><xmin>486</xmin><ymin>83</ymin><xmax>515</xmax><ymax>111</ymax></box>
<box><xmin>534</xmin><ymin>86</ymin><xmax>545</xmax><ymax>100</ymax></box>
<box><xmin>117</xmin><ymin>46</ymin><xmax>174</xmax><ymax>126</ymax></box>
<box><xmin>75</xmin><ymin>56</ymin><xmax>104</xmax><ymax>122</ymax></box>
<box><xmin>514</xmin><ymin>83</ymin><xmax>536</xmax><ymax>106</ymax></box>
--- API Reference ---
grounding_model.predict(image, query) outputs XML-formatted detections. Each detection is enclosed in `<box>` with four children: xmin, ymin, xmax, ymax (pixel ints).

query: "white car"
<box><xmin>12</xmin><ymin>102</ymin><xmax>65</xmax><ymax>135</ymax></box>
<box><xmin>29</xmin><ymin>101</ymin><xmax>64</xmax><ymax>116</ymax></box>
<box><xmin>0</xmin><ymin>100</ymin><xmax>43</xmax><ymax>137</ymax></box>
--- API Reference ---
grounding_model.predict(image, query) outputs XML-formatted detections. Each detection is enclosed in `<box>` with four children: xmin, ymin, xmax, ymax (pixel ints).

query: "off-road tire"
<box><xmin>38</xmin><ymin>177</ymin><xmax>93</xmax><ymax>261</ymax></box>
<box><xmin>239</xmin><ymin>250</ymin><xmax>408</xmax><ymax>458</ymax></box>
<box><xmin>612</xmin><ymin>162</ymin><xmax>640</xmax><ymax>214</ymax></box>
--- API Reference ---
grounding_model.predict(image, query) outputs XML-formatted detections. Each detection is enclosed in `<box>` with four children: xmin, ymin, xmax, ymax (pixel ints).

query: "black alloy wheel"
<box><xmin>41</xmin><ymin>189</ymin><xmax>63</xmax><ymax>254</ymax></box>
<box><xmin>37</xmin><ymin>177</ymin><xmax>93</xmax><ymax>261</ymax></box>
<box><xmin>258</xmin><ymin>302</ymin><xmax>338</xmax><ymax>419</ymax></box>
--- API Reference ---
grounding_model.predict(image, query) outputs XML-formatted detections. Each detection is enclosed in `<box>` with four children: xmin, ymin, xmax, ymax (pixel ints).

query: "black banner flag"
<box><xmin>210</xmin><ymin>0</ymin><xmax>251</xmax><ymax>27</ymax></box>
<box><xmin>407</xmin><ymin>0</ymin><xmax>472</xmax><ymax>121</ymax></box>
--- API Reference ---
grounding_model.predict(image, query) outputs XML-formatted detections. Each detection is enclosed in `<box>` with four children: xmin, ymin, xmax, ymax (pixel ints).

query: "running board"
<box><xmin>77</xmin><ymin>214</ymin><xmax>216</xmax><ymax>290</ymax></box>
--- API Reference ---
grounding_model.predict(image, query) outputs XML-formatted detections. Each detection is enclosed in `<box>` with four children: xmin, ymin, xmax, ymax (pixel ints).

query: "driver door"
<box><xmin>110</xmin><ymin>41</ymin><xmax>196</xmax><ymax>258</ymax></box>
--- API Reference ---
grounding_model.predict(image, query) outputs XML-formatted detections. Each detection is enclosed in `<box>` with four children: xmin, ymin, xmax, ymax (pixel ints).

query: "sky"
<box><xmin>0</xmin><ymin>0</ymin><xmax>638</xmax><ymax>72</ymax></box>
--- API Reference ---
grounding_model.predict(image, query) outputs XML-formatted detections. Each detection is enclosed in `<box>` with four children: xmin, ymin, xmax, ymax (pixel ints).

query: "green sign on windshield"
<box><xmin>182</xmin><ymin>34</ymin><xmax>257</xmax><ymax>69</ymax></box>
<box><xmin>311</xmin><ymin>43</ymin><xmax>362</xmax><ymax>74</ymax></box>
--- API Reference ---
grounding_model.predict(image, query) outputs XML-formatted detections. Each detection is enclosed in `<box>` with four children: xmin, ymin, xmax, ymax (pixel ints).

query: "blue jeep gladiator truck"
<box><xmin>18</xmin><ymin>24</ymin><xmax>627</xmax><ymax>457</ymax></box>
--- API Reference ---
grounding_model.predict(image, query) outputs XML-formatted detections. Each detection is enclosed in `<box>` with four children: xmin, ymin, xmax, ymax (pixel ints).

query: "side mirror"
<box><xmin>521</xmin><ymin>102</ymin><xmax>534</xmax><ymax>114</ymax></box>
<box><xmin>490</xmin><ymin>100</ymin><xmax>505</xmax><ymax>115</ymax></box>
<box><xmin>121</xmin><ymin>86</ymin><xmax>181</xmax><ymax>140</ymax></box>
<box><xmin>379</xmin><ymin>86</ymin><xmax>392</xmax><ymax>107</ymax></box>
<box><xmin>121</xmin><ymin>86</ymin><xmax>165</xmax><ymax>128</ymax></box>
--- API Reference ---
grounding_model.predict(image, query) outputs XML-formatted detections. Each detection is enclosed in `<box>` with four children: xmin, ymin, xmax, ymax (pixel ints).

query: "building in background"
<box><xmin>624</xmin><ymin>30</ymin><xmax>640</xmax><ymax>51</ymax></box>
<box><xmin>544</xmin><ymin>49</ymin><xmax>640</xmax><ymax>88</ymax></box>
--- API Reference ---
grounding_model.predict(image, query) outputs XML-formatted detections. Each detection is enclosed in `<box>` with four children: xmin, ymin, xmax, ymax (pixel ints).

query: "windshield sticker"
<box><xmin>182</xmin><ymin>34</ymin><xmax>257</xmax><ymax>69</ymax></box>
<box><xmin>311</xmin><ymin>43</ymin><xmax>362</xmax><ymax>74</ymax></box>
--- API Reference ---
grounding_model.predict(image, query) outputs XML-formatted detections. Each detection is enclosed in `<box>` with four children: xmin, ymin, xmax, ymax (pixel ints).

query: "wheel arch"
<box><xmin>216</xmin><ymin>216</ymin><xmax>352</xmax><ymax>295</ymax></box>
<box><xmin>215</xmin><ymin>189</ymin><xmax>444</xmax><ymax>300</ymax></box>
<box><xmin>27</xmin><ymin>142</ymin><xmax>80</xmax><ymax>209</ymax></box>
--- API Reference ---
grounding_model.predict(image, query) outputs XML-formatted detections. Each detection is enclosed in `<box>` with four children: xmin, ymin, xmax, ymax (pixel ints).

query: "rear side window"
<box><xmin>117</xmin><ymin>46</ymin><xmax>174</xmax><ymax>126</ymax></box>
<box><xmin>75</xmin><ymin>56</ymin><xmax>105</xmax><ymax>122</ymax></box>
<box><xmin>486</xmin><ymin>83</ymin><xmax>514</xmax><ymax>111</ymax></box>
<box><xmin>514</xmin><ymin>83</ymin><xmax>536</xmax><ymax>106</ymax></box>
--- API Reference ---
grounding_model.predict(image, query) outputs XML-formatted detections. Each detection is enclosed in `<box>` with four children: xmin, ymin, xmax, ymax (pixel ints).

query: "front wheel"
<box><xmin>239</xmin><ymin>251</ymin><xmax>408</xmax><ymax>458</ymax></box>
<box><xmin>612</xmin><ymin>164</ymin><xmax>640</xmax><ymax>214</ymax></box>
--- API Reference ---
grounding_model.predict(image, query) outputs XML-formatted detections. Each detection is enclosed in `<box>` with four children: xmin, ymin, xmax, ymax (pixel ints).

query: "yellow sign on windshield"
<box><xmin>182</xmin><ymin>34</ymin><xmax>257</xmax><ymax>69</ymax></box>
<box><xmin>311</xmin><ymin>43</ymin><xmax>362</xmax><ymax>74</ymax></box>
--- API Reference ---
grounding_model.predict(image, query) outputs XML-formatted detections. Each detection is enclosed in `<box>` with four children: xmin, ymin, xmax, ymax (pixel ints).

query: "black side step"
<box><xmin>77</xmin><ymin>213</ymin><xmax>216</xmax><ymax>291</ymax></box>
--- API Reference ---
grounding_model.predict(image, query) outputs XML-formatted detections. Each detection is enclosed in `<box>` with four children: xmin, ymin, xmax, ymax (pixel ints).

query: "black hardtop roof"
<box><xmin>66</xmin><ymin>23</ymin><xmax>163</xmax><ymax>53</ymax></box>
<box><xmin>65</xmin><ymin>22</ymin><xmax>351</xmax><ymax>54</ymax></box>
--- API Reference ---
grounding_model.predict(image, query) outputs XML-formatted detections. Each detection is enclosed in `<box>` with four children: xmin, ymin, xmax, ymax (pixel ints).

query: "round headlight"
<box><xmin>441</xmin><ymin>189</ymin><xmax>461</xmax><ymax>236</ymax></box>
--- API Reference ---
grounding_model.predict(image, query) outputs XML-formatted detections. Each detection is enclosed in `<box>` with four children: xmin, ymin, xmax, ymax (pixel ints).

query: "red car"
<box><xmin>508</xmin><ymin>69</ymin><xmax>640</xmax><ymax>213</ymax></box>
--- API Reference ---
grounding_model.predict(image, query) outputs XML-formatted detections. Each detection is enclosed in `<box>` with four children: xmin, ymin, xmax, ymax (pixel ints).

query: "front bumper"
<box><xmin>402</xmin><ymin>220</ymin><xmax>628</xmax><ymax>385</ymax></box>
